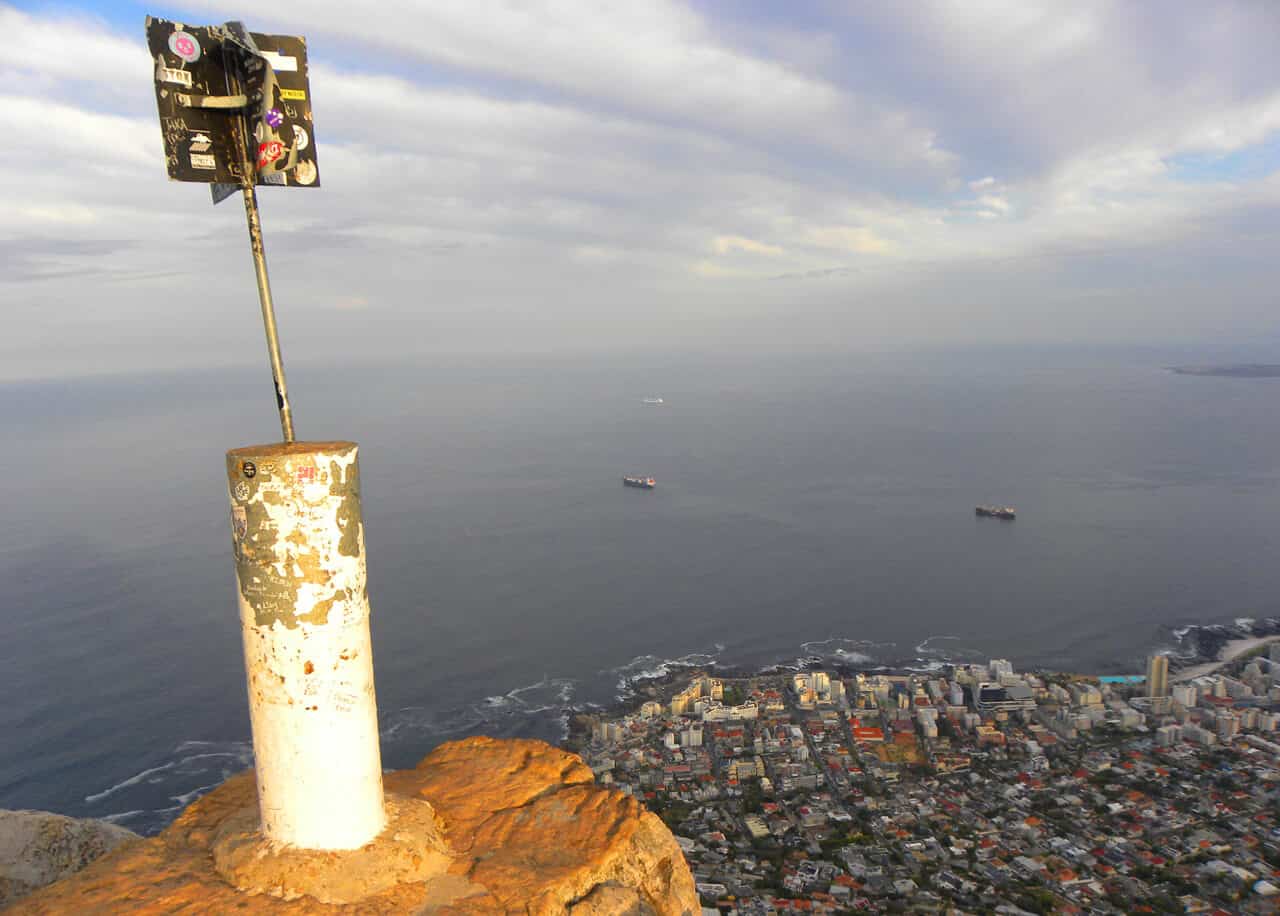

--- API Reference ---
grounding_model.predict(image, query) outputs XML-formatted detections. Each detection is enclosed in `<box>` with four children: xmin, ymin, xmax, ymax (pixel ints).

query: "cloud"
<box><xmin>804</xmin><ymin>226</ymin><xmax>891</xmax><ymax>254</ymax></box>
<box><xmin>712</xmin><ymin>236</ymin><xmax>783</xmax><ymax>257</ymax></box>
<box><xmin>1</xmin><ymin>1</ymin><xmax>1279</xmax><ymax>380</ymax></box>
<box><xmin>192</xmin><ymin>0</ymin><xmax>956</xmax><ymax>177</ymax></box>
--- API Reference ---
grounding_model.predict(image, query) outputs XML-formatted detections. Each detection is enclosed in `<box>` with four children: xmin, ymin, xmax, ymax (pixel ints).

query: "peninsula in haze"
<box><xmin>1168</xmin><ymin>364</ymin><xmax>1280</xmax><ymax>378</ymax></box>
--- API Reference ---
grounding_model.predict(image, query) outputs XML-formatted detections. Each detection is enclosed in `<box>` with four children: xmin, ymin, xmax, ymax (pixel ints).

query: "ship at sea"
<box><xmin>641</xmin><ymin>397</ymin><xmax>664</xmax><ymax>406</ymax></box>
<box><xmin>975</xmin><ymin>505</ymin><xmax>1016</xmax><ymax>520</ymax></box>
<box><xmin>623</xmin><ymin>476</ymin><xmax>656</xmax><ymax>489</ymax></box>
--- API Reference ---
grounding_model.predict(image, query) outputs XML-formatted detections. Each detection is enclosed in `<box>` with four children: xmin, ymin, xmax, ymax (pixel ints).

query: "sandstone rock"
<box><xmin>9</xmin><ymin>737</ymin><xmax>698</xmax><ymax>914</ymax></box>
<box><xmin>0</xmin><ymin>810</ymin><xmax>139</xmax><ymax>907</ymax></box>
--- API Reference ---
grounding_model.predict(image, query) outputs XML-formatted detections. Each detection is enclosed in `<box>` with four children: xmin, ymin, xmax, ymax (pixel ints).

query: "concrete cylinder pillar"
<box><xmin>225</xmin><ymin>441</ymin><xmax>385</xmax><ymax>850</ymax></box>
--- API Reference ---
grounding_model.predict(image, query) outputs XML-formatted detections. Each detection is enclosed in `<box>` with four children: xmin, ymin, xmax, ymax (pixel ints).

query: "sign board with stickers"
<box><xmin>144</xmin><ymin>17</ymin><xmax>320</xmax><ymax>193</ymax></box>
<box><xmin>144</xmin><ymin>14</ymin><xmax>322</xmax><ymax>443</ymax></box>
<box><xmin>251</xmin><ymin>34</ymin><xmax>320</xmax><ymax>188</ymax></box>
<box><xmin>145</xmin><ymin>19</ymin><xmax>247</xmax><ymax>185</ymax></box>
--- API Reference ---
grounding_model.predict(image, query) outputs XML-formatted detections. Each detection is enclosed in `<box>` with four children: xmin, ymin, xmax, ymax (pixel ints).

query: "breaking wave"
<box><xmin>607</xmin><ymin>646</ymin><xmax>726</xmax><ymax>699</ymax></box>
<box><xmin>81</xmin><ymin>740</ymin><xmax>253</xmax><ymax>835</ymax></box>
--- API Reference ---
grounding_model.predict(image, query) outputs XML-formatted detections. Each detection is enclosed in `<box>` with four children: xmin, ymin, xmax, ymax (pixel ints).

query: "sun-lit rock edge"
<box><xmin>7</xmin><ymin>736</ymin><xmax>698</xmax><ymax>914</ymax></box>
<box><xmin>0</xmin><ymin>810</ymin><xmax>140</xmax><ymax>908</ymax></box>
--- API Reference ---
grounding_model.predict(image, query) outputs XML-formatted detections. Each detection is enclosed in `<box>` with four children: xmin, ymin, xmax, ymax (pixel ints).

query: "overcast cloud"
<box><xmin>1</xmin><ymin>1</ymin><xmax>1278</xmax><ymax>380</ymax></box>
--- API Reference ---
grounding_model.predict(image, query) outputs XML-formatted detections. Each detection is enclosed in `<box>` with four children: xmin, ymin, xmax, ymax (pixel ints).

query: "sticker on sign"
<box><xmin>156</xmin><ymin>65</ymin><xmax>192</xmax><ymax>88</ymax></box>
<box><xmin>168</xmin><ymin>29</ymin><xmax>201</xmax><ymax>63</ymax></box>
<box><xmin>257</xmin><ymin>140</ymin><xmax>284</xmax><ymax>170</ymax></box>
<box><xmin>260</xmin><ymin>50</ymin><xmax>298</xmax><ymax>72</ymax></box>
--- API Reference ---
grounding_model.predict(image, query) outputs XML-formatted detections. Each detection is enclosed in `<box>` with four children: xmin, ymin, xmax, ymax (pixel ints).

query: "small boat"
<box><xmin>641</xmin><ymin>397</ymin><xmax>664</xmax><ymax>406</ymax></box>
<box><xmin>975</xmin><ymin>505</ymin><xmax>1016</xmax><ymax>520</ymax></box>
<box><xmin>623</xmin><ymin>476</ymin><xmax>656</xmax><ymax>489</ymax></box>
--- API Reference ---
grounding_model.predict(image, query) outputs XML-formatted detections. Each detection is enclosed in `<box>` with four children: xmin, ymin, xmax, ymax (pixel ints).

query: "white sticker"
<box><xmin>293</xmin><ymin>160</ymin><xmax>317</xmax><ymax>186</ymax></box>
<box><xmin>190</xmin><ymin>153</ymin><xmax>216</xmax><ymax>170</ymax></box>
<box><xmin>189</xmin><ymin>133</ymin><xmax>212</xmax><ymax>153</ymax></box>
<box><xmin>292</xmin><ymin>125</ymin><xmax>309</xmax><ymax>151</ymax></box>
<box><xmin>260</xmin><ymin>51</ymin><xmax>298</xmax><ymax>72</ymax></box>
<box><xmin>261</xmin><ymin>172</ymin><xmax>286</xmax><ymax>186</ymax></box>
<box><xmin>157</xmin><ymin>66</ymin><xmax>192</xmax><ymax>88</ymax></box>
<box><xmin>231</xmin><ymin>504</ymin><xmax>248</xmax><ymax>538</ymax></box>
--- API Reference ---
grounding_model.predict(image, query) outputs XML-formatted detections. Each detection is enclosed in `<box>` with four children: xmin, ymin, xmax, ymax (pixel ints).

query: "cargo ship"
<box><xmin>623</xmin><ymin>476</ymin><xmax>656</xmax><ymax>489</ymax></box>
<box><xmin>975</xmin><ymin>505</ymin><xmax>1016</xmax><ymax>520</ymax></box>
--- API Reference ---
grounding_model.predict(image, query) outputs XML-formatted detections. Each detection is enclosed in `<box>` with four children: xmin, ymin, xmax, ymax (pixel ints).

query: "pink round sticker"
<box><xmin>168</xmin><ymin>30</ymin><xmax>201</xmax><ymax>64</ymax></box>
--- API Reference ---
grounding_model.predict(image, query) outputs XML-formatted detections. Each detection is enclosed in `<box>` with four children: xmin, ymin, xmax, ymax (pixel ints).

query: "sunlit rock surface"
<box><xmin>9</xmin><ymin>737</ymin><xmax>698</xmax><ymax>914</ymax></box>
<box><xmin>0</xmin><ymin>810</ymin><xmax>139</xmax><ymax>907</ymax></box>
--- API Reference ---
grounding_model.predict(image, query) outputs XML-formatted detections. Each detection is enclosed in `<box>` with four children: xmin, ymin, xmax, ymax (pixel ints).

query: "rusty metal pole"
<box><xmin>225</xmin><ymin>43</ymin><xmax>294</xmax><ymax>443</ymax></box>
<box><xmin>240</xmin><ymin>186</ymin><xmax>295</xmax><ymax>443</ymax></box>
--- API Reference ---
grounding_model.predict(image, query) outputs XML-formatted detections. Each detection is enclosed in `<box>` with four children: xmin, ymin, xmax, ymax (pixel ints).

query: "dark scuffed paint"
<box><xmin>226</xmin><ymin>442</ymin><xmax>363</xmax><ymax>629</ymax></box>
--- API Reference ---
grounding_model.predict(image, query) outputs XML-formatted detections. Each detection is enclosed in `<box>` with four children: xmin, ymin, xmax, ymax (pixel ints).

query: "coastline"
<box><xmin>1170</xmin><ymin>634</ymin><xmax>1280</xmax><ymax>683</ymax></box>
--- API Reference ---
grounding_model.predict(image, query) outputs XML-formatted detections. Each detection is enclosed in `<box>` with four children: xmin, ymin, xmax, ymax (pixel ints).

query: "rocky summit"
<box><xmin>0</xmin><ymin>810</ymin><xmax>139</xmax><ymax>907</ymax></box>
<box><xmin>7</xmin><ymin>736</ymin><xmax>698</xmax><ymax>914</ymax></box>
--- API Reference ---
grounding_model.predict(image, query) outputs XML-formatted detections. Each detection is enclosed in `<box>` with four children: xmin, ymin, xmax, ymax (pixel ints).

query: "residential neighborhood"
<box><xmin>568</xmin><ymin>645</ymin><xmax>1280</xmax><ymax>914</ymax></box>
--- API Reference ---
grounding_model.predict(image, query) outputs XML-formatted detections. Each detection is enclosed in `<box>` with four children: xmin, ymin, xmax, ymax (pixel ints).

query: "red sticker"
<box><xmin>257</xmin><ymin>141</ymin><xmax>284</xmax><ymax>170</ymax></box>
<box><xmin>296</xmin><ymin>466</ymin><xmax>316</xmax><ymax>483</ymax></box>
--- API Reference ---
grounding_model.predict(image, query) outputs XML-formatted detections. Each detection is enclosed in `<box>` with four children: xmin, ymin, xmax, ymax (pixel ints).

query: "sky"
<box><xmin>2</xmin><ymin>1</ymin><xmax>1279</xmax><ymax>380</ymax></box>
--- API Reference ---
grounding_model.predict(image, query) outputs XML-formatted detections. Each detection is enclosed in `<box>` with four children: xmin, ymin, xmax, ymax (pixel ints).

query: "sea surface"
<box><xmin>2</xmin><ymin>348</ymin><xmax>1279</xmax><ymax>833</ymax></box>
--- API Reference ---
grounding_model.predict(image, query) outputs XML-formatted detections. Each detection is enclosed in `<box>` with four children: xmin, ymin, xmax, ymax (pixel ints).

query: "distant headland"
<box><xmin>1168</xmin><ymin>363</ymin><xmax>1280</xmax><ymax>378</ymax></box>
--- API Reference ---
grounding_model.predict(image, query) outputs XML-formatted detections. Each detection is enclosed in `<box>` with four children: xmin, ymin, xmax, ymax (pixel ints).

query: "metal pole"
<box><xmin>224</xmin><ymin>36</ymin><xmax>295</xmax><ymax>444</ymax></box>
<box><xmin>241</xmin><ymin>186</ymin><xmax>295</xmax><ymax>443</ymax></box>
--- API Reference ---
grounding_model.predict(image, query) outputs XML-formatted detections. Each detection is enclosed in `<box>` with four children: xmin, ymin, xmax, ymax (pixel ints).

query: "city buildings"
<box><xmin>572</xmin><ymin>644</ymin><xmax>1280</xmax><ymax>914</ymax></box>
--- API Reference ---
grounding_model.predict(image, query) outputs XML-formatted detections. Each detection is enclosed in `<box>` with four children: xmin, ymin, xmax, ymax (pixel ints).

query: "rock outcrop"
<box><xmin>0</xmin><ymin>810</ymin><xmax>139</xmax><ymax>907</ymax></box>
<box><xmin>8</xmin><ymin>737</ymin><xmax>698</xmax><ymax>914</ymax></box>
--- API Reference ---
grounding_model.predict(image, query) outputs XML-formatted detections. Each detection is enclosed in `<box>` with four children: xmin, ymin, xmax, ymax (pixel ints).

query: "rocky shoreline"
<box><xmin>565</xmin><ymin>616</ymin><xmax>1280</xmax><ymax>751</ymax></box>
<box><xmin>1164</xmin><ymin>616</ymin><xmax>1280</xmax><ymax>674</ymax></box>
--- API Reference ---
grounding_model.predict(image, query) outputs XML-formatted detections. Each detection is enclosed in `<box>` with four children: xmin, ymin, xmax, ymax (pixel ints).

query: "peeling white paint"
<box><xmin>227</xmin><ymin>442</ymin><xmax>385</xmax><ymax>850</ymax></box>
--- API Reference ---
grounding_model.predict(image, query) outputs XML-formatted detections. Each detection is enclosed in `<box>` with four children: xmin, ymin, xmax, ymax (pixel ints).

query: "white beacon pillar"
<box><xmin>225</xmin><ymin>440</ymin><xmax>385</xmax><ymax>849</ymax></box>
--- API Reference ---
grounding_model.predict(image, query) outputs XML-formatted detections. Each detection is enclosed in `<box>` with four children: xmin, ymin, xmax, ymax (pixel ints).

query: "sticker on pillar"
<box><xmin>264</xmin><ymin>108</ymin><xmax>284</xmax><ymax>129</ymax></box>
<box><xmin>292</xmin><ymin>125</ymin><xmax>309</xmax><ymax>151</ymax></box>
<box><xmin>231</xmin><ymin>504</ymin><xmax>248</xmax><ymax>539</ymax></box>
<box><xmin>233</xmin><ymin>480</ymin><xmax>251</xmax><ymax>502</ymax></box>
<box><xmin>293</xmin><ymin>160</ymin><xmax>317</xmax><ymax>185</ymax></box>
<box><xmin>296</xmin><ymin>465</ymin><xmax>317</xmax><ymax>484</ymax></box>
<box><xmin>242</xmin><ymin>460</ymin><xmax>257</xmax><ymax>479</ymax></box>
<box><xmin>279</xmin><ymin>88</ymin><xmax>306</xmax><ymax>100</ymax></box>
<box><xmin>167</xmin><ymin>29</ymin><xmax>201</xmax><ymax>63</ymax></box>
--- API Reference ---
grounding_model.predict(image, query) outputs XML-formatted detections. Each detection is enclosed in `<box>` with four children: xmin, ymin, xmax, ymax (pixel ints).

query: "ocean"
<box><xmin>2</xmin><ymin>348</ymin><xmax>1278</xmax><ymax>834</ymax></box>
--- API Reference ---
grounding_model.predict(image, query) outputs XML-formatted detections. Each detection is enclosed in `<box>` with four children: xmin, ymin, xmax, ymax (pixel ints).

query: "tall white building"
<box><xmin>671</xmin><ymin>676</ymin><xmax>723</xmax><ymax>716</ymax></box>
<box><xmin>1147</xmin><ymin>655</ymin><xmax>1169</xmax><ymax>698</ymax></box>
<box><xmin>792</xmin><ymin>671</ymin><xmax>846</xmax><ymax>708</ymax></box>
